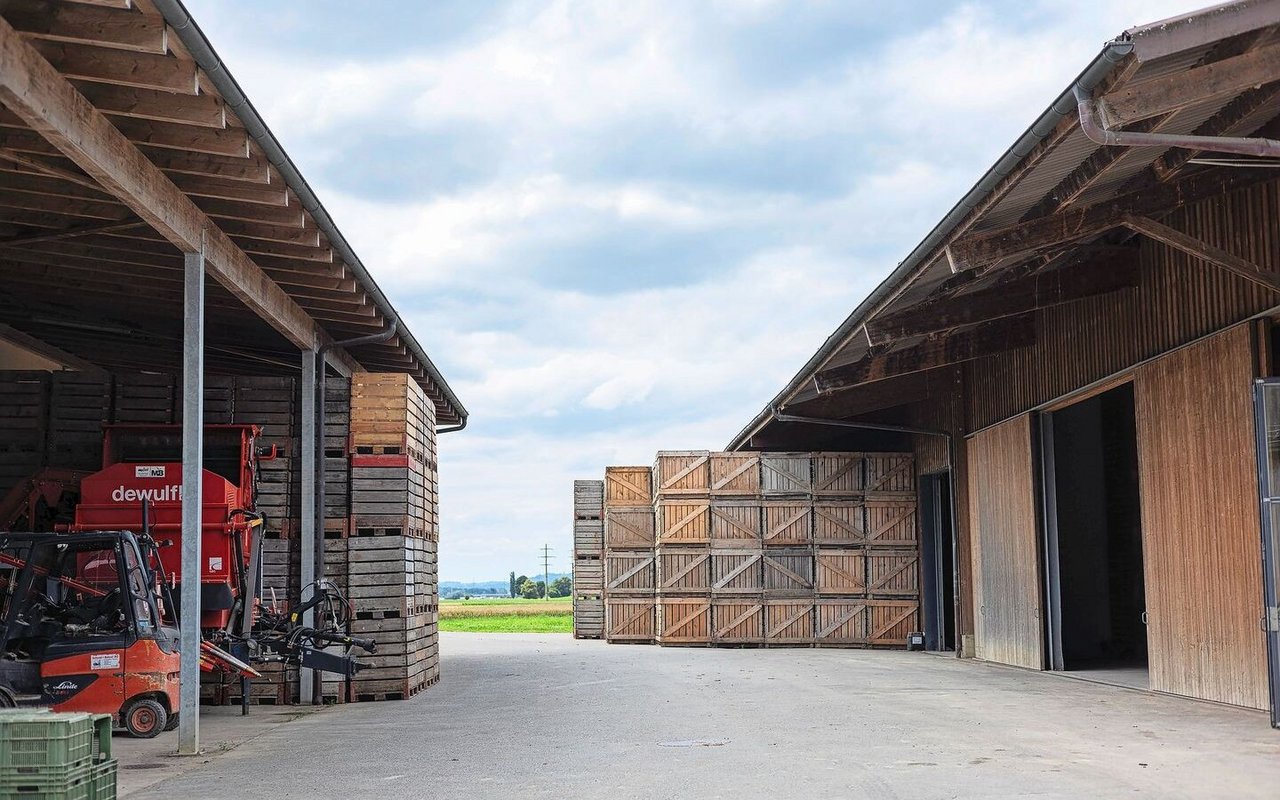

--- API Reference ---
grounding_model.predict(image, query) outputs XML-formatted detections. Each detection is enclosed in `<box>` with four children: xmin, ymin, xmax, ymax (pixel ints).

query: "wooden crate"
<box><xmin>350</xmin><ymin>464</ymin><xmax>427</xmax><ymax>528</ymax></box>
<box><xmin>605</xmin><ymin>551</ymin><xmax>655</xmax><ymax>594</ymax></box>
<box><xmin>765</xmin><ymin>599</ymin><xmax>814</xmax><ymax>644</ymax></box>
<box><xmin>760</xmin><ymin>453</ymin><xmax>812</xmax><ymax>497</ymax></box>
<box><xmin>709</xmin><ymin>500</ymin><xmax>762</xmax><ymax>548</ymax></box>
<box><xmin>868</xmin><ymin>599</ymin><xmax>919</xmax><ymax>646</ymax></box>
<box><xmin>762</xmin><ymin>500</ymin><xmax>812</xmax><ymax>546</ymax></box>
<box><xmin>657</xmin><ymin>548</ymin><xmax>711</xmax><ymax>594</ymax></box>
<box><xmin>44</xmin><ymin>373</ymin><xmax>109</xmax><ymax>471</ymax></box>
<box><xmin>654</xmin><ymin>451</ymin><xmax>710</xmax><ymax>497</ymax></box>
<box><xmin>574</xmin><ymin>479</ymin><xmax>604</xmax><ymax>519</ymax></box>
<box><xmin>0</xmin><ymin>372</ymin><xmax>48</xmax><ymax>500</ymax></box>
<box><xmin>605</xmin><ymin>466</ymin><xmax>653</xmax><ymax>507</ymax></box>
<box><xmin>811</xmin><ymin>453</ymin><xmax>863</xmax><ymax>497</ymax></box>
<box><xmin>865</xmin><ymin>453</ymin><xmax>914</xmax><ymax>495</ymax></box>
<box><xmin>656</xmin><ymin>499</ymin><xmax>710</xmax><ymax>545</ymax></box>
<box><xmin>573</xmin><ymin>556</ymin><xmax>604</xmax><ymax>594</ymax></box>
<box><xmin>574</xmin><ymin>519</ymin><xmax>604</xmax><ymax>554</ymax></box>
<box><xmin>866</xmin><ymin>549</ymin><xmax>919</xmax><ymax>597</ymax></box>
<box><xmin>605</xmin><ymin>507</ymin><xmax>655</xmax><ymax>550</ymax></box>
<box><xmin>815</xmin><ymin>549</ymin><xmax>867</xmax><ymax>596</ymax></box>
<box><xmin>573</xmin><ymin>595</ymin><xmax>604</xmax><ymax>639</ymax></box>
<box><xmin>349</xmin><ymin>372</ymin><xmax>435</xmax><ymax>462</ymax></box>
<box><xmin>712</xmin><ymin>597</ymin><xmax>764</xmax><ymax>644</ymax></box>
<box><xmin>814</xmin><ymin>598</ymin><xmax>868</xmax><ymax>645</ymax></box>
<box><xmin>865</xmin><ymin>500</ymin><xmax>917</xmax><ymax>547</ymax></box>
<box><xmin>657</xmin><ymin>597</ymin><xmax>711</xmax><ymax>645</ymax></box>
<box><xmin>709</xmin><ymin>452</ymin><xmax>759</xmax><ymax>496</ymax></box>
<box><xmin>711</xmin><ymin>549</ymin><xmax>764</xmax><ymax>594</ymax></box>
<box><xmin>813</xmin><ymin>500</ymin><xmax>866</xmax><ymax>546</ymax></box>
<box><xmin>763</xmin><ymin>549</ymin><xmax>814</xmax><ymax>596</ymax></box>
<box><xmin>606</xmin><ymin>597</ymin><xmax>655</xmax><ymax>643</ymax></box>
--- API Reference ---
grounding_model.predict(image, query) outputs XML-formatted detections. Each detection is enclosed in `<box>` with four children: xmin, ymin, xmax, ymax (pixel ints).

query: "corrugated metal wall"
<box><xmin>966</xmin><ymin>178</ymin><xmax>1279</xmax><ymax>431</ymax></box>
<box><xmin>1134</xmin><ymin>324</ymin><xmax>1268</xmax><ymax>710</ymax></box>
<box><xmin>967</xmin><ymin>414</ymin><xmax>1043</xmax><ymax>670</ymax></box>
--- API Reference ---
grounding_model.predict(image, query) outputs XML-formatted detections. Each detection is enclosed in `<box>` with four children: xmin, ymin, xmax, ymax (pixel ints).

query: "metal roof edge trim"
<box><xmin>726</xmin><ymin>38</ymin><xmax>1135</xmax><ymax>451</ymax></box>
<box><xmin>151</xmin><ymin>0</ymin><xmax>468</xmax><ymax>425</ymax></box>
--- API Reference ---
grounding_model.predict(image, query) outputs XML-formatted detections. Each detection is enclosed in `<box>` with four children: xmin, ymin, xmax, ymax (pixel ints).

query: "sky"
<box><xmin>185</xmin><ymin>0</ymin><xmax>1209</xmax><ymax>581</ymax></box>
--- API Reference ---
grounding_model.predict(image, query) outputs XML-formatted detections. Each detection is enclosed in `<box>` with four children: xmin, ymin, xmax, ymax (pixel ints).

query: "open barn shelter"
<box><xmin>0</xmin><ymin>0</ymin><xmax>465</xmax><ymax>751</ymax></box>
<box><xmin>732</xmin><ymin>0</ymin><xmax>1280</xmax><ymax>725</ymax></box>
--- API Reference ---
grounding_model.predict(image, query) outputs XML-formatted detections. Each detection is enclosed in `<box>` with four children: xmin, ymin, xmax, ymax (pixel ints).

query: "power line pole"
<box><xmin>540</xmin><ymin>544</ymin><xmax>553</xmax><ymax>601</ymax></box>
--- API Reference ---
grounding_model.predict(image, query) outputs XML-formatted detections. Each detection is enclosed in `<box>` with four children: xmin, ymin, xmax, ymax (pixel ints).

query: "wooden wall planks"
<box><xmin>967</xmin><ymin>414</ymin><xmax>1043</xmax><ymax>670</ymax></box>
<box><xmin>1134</xmin><ymin>324</ymin><xmax>1268</xmax><ymax>710</ymax></box>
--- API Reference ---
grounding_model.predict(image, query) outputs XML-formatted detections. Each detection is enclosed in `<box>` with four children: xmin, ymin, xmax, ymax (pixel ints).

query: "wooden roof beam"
<box><xmin>1101</xmin><ymin>40</ymin><xmax>1280</xmax><ymax>126</ymax></box>
<box><xmin>29</xmin><ymin>39</ymin><xmax>196</xmax><ymax>93</ymax></box>
<box><xmin>2</xmin><ymin>2</ymin><xmax>166</xmax><ymax>54</ymax></box>
<box><xmin>0</xmin><ymin>14</ymin><xmax>318</xmax><ymax>348</ymax></box>
<box><xmin>815</xmin><ymin>317</ymin><xmax>1035</xmax><ymax>394</ymax></box>
<box><xmin>1121</xmin><ymin>214</ymin><xmax>1280</xmax><ymax>293</ymax></box>
<box><xmin>0</xmin><ymin>128</ymin><xmax>270</xmax><ymax>182</ymax></box>
<box><xmin>0</xmin><ymin>110</ymin><xmax>250</xmax><ymax>156</ymax></box>
<box><xmin>1153</xmin><ymin>81</ymin><xmax>1280</xmax><ymax>182</ymax></box>
<box><xmin>73</xmin><ymin>82</ymin><xmax>226</xmax><ymax>127</ymax></box>
<box><xmin>867</xmin><ymin>248</ymin><xmax>1138</xmax><ymax>341</ymax></box>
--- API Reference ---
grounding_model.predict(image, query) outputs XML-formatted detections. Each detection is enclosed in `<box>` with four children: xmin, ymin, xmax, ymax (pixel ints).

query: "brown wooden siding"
<box><xmin>1134</xmin><ymin>324</ymin><xmax>1268</xmax><ymax>709</ymax></box>
<box><xmin>966</xmin><ymin>178</ymin><xmax>1280</xmax><ymax>431</ymax></box>
<box><xmin>967</xmin><ymin>414</ymin><xmax>1043</xmax><ymax>670</ymax></box>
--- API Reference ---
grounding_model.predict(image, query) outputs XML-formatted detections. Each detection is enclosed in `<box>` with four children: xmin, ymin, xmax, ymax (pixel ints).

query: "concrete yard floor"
<box><xmin>127</xmin><ymin>633</ymin><xmax>1280</xmax><ymax>799</ymax></box>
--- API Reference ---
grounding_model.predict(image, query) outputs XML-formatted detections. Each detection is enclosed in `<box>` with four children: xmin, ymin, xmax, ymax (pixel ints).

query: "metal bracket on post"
<box><xmin>299</xmin><ymin>348</ymin><xmax>318</xmax><ymax>704</ymax></box>
<box><xmin>177</xmin><ymin>247</ymin><xmax>205</xmax><ymax>755</ymax></box>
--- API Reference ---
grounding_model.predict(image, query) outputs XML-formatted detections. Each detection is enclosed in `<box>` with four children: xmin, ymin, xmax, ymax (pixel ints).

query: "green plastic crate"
<box><xmin>89</xmin><ymin>759</ymin><xmax>116</xmax><ymax>800</ymax></box>
<box><xmin>0</xmin><ymin>712</ymin><xmax>95</xmax><ymax>771</ymax></box>
<box><xmin>0</xmin><ymin>761</ymin><xmax>93</xmax><ymax>800</ymax></box>
<box><xmin>89</xmin><ymin>716</ymin><xmax>111</xmax><ymax>764</ymax></box>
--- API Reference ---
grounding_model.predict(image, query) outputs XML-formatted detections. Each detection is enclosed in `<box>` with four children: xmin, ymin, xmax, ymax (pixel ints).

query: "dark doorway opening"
<box><xmin>920</xmin><ymin>472</ymin><xmax>956</xmax><ymax>652</ymax></box>
<box><xmin>1041</xmin><ymin>383</ymin><xmax>1147</xmax><ymax>685</ymax></box>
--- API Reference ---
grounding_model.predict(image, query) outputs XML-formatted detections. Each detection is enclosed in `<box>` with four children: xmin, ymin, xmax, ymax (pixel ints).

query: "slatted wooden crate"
<box><xmin>574</xmin><ymin>519</ymin><xmax>604</xmax><ymax>554</ymax></box>
<box><xmin>574</xmin><ymin>556</ymin><xmax>604</xmax><ymax>594</ymax></box>
<box><xmin>345</xmin><ymin>533</ymin><xmax>420</xmax><ymax>616</ymax></box>
<box><xmin>657</xmin><ymin>548</ymin><xmax>710</xmax><ymax>594</ymax></box>
<box><xmin>349</xmin><ymin>457</ymin><xmax>429</xmax><ymax>537</ymax></box>
<box><xmin>760</xmin><ymin>453</ymin><xmax>811</xmax><ymax>497</ymax></box>
<box><xmin>865</xmin><ymin>500</ymin><xmax>917</xmax><ymax>547</ymax></box>
<box><xmin>606</xmin><ymin>597</ymin><xmax>655</xmax><ymax>643</ymax></box>
<box><xmin>709</xmin><ymin>500</ymin><xmax>761</xmax><ymax>548</ymax></box>
<box><xmin>763</xmin><ymin>548</ymin><xmax>814</xmax><ymax>596</ymax></box>
<box><xmin>866</xmin><ymin>549</ymin><xmax>919</xmax><ymax>597</ymax></box>
<box><xmin>203</xmin><ymin>375</ymin><xmax>235</xmax><ymax>424</ymax></box>
<box><xmin>112</xmin><ymin>372</ymin><xmax>173</xmax><ymax>423</ymax></box>
<box><xmin>813</xmin><ymin>500</ymin><xmax>866</xmax><ymax>546</ymax></box>
<box><xmin>814</xmin><ymin>598</ymin><xmax>868</xmax><ymax>646</ymax></box>
<box><xmin>604</xmin><ymin>466</ymin><xmax>652</xmax><ymax>507</ymax></box>
<box><xmin>811</xmin><ymin>453</ymin><xmax>863</xmax><ymax>497</ymax></box>
<box><xmin>712</xmin><ymin>597</ymin><xmax>763</xmax><ymax>644</ymax></box>
<box><xmin>656</xmin><ymin>499</ymin><xmax>710</xmax><ymax>545</ymax></box>
<box><xmin>710</xmin><ymin>549</ymin><xmax>763</xmax><ymax>594</ymax></box>
<box><xmin>815</xmin><ymin>549</ymin><xmax>867</xmax><ymax>596</ymax></box>
<box><xmin>574</xmin><ymin>595</ymin><xmax>604</xmax><ymax>639</ymax></box>
<box><xmin>709</xmin><ymin>452</ymin><xmax>759</xmax><ymax>496</ymax></box>
<box><xmin>0</xmin><ymin>372</ymin><xmax>48</xmax><ymax>499</ymax></box>
<box><xmin>605</xmin><ymin>551</ymin><xmax>655</xmax><ymax>594</ymax></box>
<box><xmin>348</xmin><ymin>610</ymin><xmax>437</xmax><ymax>701</ymax></box>
<box><xmin>867</xmin><ymin>599</ymin><xmax>918</xmax><ymax>646</ymax></box>
<box><xmin>349</xmin><ymin>373</ymin><xmax>435</xmax><ymax>463</ymax></box>
<box><xmin>260</xmin><ymin>533</ymin><xmax>298</xmax><ymax>608</ymax></box>
<box><xmin>44</xmin><ymin>372</ymin><xmax>109</xmax><ymax>471</ymax></box>
<box><xmin>865</xmin><ymin>453</ymin><xmax>914</xmax><ymax>496</ymax></box>
<box><xmin>574</xmin><ymin>479</ymin><xmax>604</xmax><ymax>519</ymax></box>
<box><xmin>762</xmin><ymin>500</ymin><xmax>811</xmax><ymax>546</ymax></box>
<box><xmin>654</xmin><ymin>451</ymin><xmax>710</xmax><ymax>497</ymax></box>
<box><xmin>604</xmin><ymin>507</ymin><xmax>655</xmax><ymax>550</ymax></box>
<box><xmin>657</xmin><ymin>597</ymin><xmax>711</xmax><ymax>645</ymax></box>
<box><xmin>765</xmin><ymin>599</ymin><xmax>814</xmax><ymax>644</ymax></box>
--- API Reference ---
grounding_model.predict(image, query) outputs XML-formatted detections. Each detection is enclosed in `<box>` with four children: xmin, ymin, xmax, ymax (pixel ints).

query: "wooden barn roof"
<box><xmin>731</xmin><ymin>0</ymin><xmax>1280</xmax><ymax>449</ymax></box>
<box><xmin>0</xmin><ymin>0</ymin><xmax>465</xmax><ymax>426</ymax></box>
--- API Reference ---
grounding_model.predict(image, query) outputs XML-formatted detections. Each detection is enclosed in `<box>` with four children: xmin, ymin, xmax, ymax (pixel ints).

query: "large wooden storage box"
<box><xmin>657</xmin><ymin>597</ymin><xmax>711</xmax><ymax>645</ymax></box>
<box><xmin>868</xmin><ymin>599</ymin><xmax>919</xmax><ymax>646</ymax></box>
<box><xmin>605</xmin><ymin>466</ymin><xmax>653</xmax><ymax>507</ymax></box>
<box><xmin>606</xmin><ymin>598</ymin><xmax>655</xmax><ymax>643</ymax></box>
<box><xmin>765</xmin><ymin>599</ymin><xmax>815</xmax><ymax>644</ymax></box>
<box><xmin>811</xmin><ymin>453</ymin><xmax>863</xmax><ymax>497</ymax></box>
<box><xmin>866</xmin><ymin>549</ymin><xmax>919</xmax><ymax>597</ymax></box>
<box><xmin>605</xmin><ymin>507</ymin><xmax>655</xmax><ymax>550</ymax></box>
<box><xmin>763</xmin><ymin>548</ymin><xmax>815</xmax><ymax>596</ymax></box>
<box><xmin>605</xmin><ymin>551</ymin><xmax>655</xmax><ymax>594</ymax></box>
<box><xmin>865</xmin><ymin>453</ymin><xmax>914</xmax><ymax>496</ymax></box>
<box><xmin>656</xmin><ymin>499</ymin><xmax>710</xmax><ymax>545</ymax></box>
<box><xmin>574</xmin><ymin>479</ymin><xmax>604</xmax><ymax>519</ymax></box>
<box><xmin>711</xmin><ymin>549</ymin><xmax>764</xmax><ymax>594</ymax></box>
<box><xmin>574</xmin><ymin>556</ymin><xmax>604</xmax><ymax>594</ymax></box>
<box><xmin>865</xmin><ymin>500</ymin><xmax>918</xmax><ymax>547</ymax></box>
<box><xmin>762</xmin><ymin>500</ymin><xmax>812</xmax><ymax>546</ymax></box>
<box><xmin>710</xmin><ymin>500</ymin><xmax>762</xmax><ymax>548</ymax></box>
<box><xmin>712</xmin><ymin>597</ymin><xmax>764</xmax><ymax>644</ymax></box>
<box><xmin>654</xmin><ymin>451</ymin><xmax>710</xmax><ymax>497</ymax></box>
<box><xmin>573</xmin><ymin>596</ymin><xmax>604</xmax><ymax>639</ymax></box>
<box><xmin>813</xmin><ymin>500</ymin><xmax>866</xmax><ymax>546</ymax></box>
<box><xmin>815</xmin><ymin>549</ymin><xmax>867</xmax><ymax>596</ymax></box>
<box><xmin>814</xmin><ymin>598</ymin><xmax>868</xmax><ymax>645</ymax></box>
<box><xmin>709</xmin><ymin>452</ymin><xmax>760</xmax><ymax>496</ymax></box>
<box><xmin>760</xmin><ymin>453</ymin><xmax>812</xmax><ymax>496</ymax></box>
<box><xmin>657</xmin><ymin>548</ymin><xmax>711</xmax><ymax>594</ymax></box>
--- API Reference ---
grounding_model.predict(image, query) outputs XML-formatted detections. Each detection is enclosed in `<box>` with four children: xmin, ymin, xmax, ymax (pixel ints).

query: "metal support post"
<box><xmin>299</xmin><ymin>348</ymin><xmax>318</xmax><ymax>704</ymax></box>
<box><xmin>177</xmin><ymin>248</ymin><xmax>205</xmax><ymax>755</ymax></box>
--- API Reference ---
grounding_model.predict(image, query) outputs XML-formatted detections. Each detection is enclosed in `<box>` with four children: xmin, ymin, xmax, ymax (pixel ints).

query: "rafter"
<box><xmin>2</xmin><ymin>2</ymin><xmax>166</xmax><ymax>54</ymax></box>
<box><xmin>1153</xmin><ymin>81</ymin><xmax>1280</xmax><ymax>182</ymax></box>
<box><xmin>29</xmin><ymin>39</ymin><xmax>197</xmax><ymax>93</ymax></box>
<box><xmin>1121</xmin><ymin>214</ymin><xmax>1280</xmax><ymax>293</ymax></box>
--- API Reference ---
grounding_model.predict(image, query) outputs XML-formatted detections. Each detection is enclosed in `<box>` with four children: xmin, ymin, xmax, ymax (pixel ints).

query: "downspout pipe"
<box><xmin>153</xmin><ymin>0</ymin><xmax>467</xmax><ymax>428</ymax></box>
<box><xmin>1075</xmin><ymin>85</ymin><xmax>1280</xmax><ymax>157</ymax></box>
<box><xmin>769</xmin><ymin>405</ymin><xmax>963</xmax><ymax>657</ymax></box>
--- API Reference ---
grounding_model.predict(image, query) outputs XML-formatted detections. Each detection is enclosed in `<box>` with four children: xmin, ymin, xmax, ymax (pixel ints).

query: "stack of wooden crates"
<box><xmin>572</xmin><ymin>480</ymin><xmax>604</xmax><ymax>638</ymax></box>
<box><xmin>582</xmin><ymin>451</ymin><xmax>920</xmax><ymax>647</ymax></box>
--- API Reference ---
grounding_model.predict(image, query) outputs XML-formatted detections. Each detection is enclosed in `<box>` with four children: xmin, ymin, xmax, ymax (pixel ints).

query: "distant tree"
<box><xmin>549</xmin><ymin>576</ymin><xmax>572</xmax><ymax>598</ymax></box>
<box><xmin>509</xmin><ymin>571</ymin><xmax>517</xmax><ymax>598</ymax></box>
<box><xmin>536</xmin><ymin>580</ymin><xmax>546</xmax><ymax>599</ymax></box>
<box><xmin>518</xmin><ymin>578</ymin><xmax>541</xmax><ymax>599</ymax></box>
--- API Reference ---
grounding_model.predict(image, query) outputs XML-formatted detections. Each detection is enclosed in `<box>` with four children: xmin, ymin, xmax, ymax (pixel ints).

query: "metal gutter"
<box><xmin>726</xmin><ymin>38</ymin><xmax>1135</xmax><ymax>451</ymax></box>
<box><xmin>152</xmin><ymin>0</ymin><xmax>468</xmax><ymax>427</ymax></box>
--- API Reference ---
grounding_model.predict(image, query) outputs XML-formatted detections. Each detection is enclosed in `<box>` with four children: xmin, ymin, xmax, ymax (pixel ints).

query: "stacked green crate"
<box><xmin>0</xmin><ymin>711</ymin><xmax>116</xmax><ymax>799</ymax></box>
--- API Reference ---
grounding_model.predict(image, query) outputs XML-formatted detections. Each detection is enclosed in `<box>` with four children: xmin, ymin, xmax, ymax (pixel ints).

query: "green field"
<box><xmin>439</xmin><ymin>597</ymin><xmax>572</xmax><ymax>633</ymax></box>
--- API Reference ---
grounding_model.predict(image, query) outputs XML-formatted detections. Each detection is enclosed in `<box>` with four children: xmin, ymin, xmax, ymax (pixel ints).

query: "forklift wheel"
<box><xmin>123</xmin><ymin>698</ymin><xmax>167</xmax><ymax>739</ymax></box>
<box><xmin>163</xmin><ymin>713</ymin><xmax>179</xmax><ymax>732</ymax></box>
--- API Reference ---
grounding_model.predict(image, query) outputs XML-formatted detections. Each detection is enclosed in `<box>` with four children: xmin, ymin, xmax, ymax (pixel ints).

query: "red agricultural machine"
<box><xmin>0</xmin><ymin>424</ymin><xmax>373</xmax><ymax>737</ymax></box>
